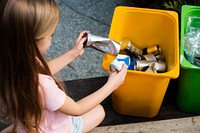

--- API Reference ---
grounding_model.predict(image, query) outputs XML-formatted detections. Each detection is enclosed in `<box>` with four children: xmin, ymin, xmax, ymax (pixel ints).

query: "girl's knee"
<box><xmin>81</xmin><ymin>105</ymin><xmax>105</xmax><ymax>132</ymax></box>
<box><xmin>96</xmin><ymin>105</ymin><xmax>105</xmax><ymax>121</ymax></box>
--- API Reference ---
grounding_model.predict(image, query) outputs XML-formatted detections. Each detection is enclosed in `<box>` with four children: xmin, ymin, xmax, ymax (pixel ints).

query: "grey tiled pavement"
<box><xmin>46</xmin><ymin>0</ymin><xmax>127</xmax><ymax>81</ymax></box>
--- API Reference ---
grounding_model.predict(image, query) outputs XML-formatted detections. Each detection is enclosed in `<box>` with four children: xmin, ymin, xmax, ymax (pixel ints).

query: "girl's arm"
<box><xmin>47</xmin><ymin>31</ymin><xmax>89</xmax><ymax>75</ymax></box>
<box><xmin>47</xmin><ymin>49</ymin><xmax>80</xmax><ymax>75</ymax></box>
<box><xmin>0</xmin><ymin>124</ymin><xmax>14</xmax><ymax>133</ymax></box>
<box><xmin>58</xmin><ymin>65</ymin><xmax>127</xmax><ymax>116</ymax></box>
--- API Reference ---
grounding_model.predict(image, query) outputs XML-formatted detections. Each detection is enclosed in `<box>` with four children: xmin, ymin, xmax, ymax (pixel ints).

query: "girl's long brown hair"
<box><xmin>0</xmin><ymin>0</ymin><xmax>63</xmax><ymax>132</ymax></box>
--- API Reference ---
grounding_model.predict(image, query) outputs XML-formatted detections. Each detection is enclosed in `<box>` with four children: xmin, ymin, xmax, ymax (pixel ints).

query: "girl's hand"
<box><xmin>72</xmin><ymin>30</ymin><xmax>89</xmax><ymax>57</ymax></box>
<box><xmin>106</xmin><ymin>64</ymin><xmax>128</xmax><ymax>91</ymax></box>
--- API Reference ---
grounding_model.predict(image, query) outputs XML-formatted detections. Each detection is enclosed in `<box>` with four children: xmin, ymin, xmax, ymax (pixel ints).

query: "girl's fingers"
<box><xmin>121</xmin><ymin>64</ymin><xmax>128</xmax><ymax>72</ymax></box>
<box><xmin>110</xmin><ymin>64</ymin><xmax>127</xmax><ymax>74</ymax></box>
<box><xmin>110</xmin><ymin>70</ymin><xmax>118</xmax><ymax>75</ymax></box>
<box><xmin>118</xmin><ymin>64</ymin><xmax>128</xmax><ymax>77</ymax></box>
<box><xmin>76</xmin><ymin>30</ymin><xmax>90</xmax><ymax>43</ymax></box>
<box><xmin>79</xmin><ymin>37</ymin><xmax>87</xmax><ymax>47</ymax></box>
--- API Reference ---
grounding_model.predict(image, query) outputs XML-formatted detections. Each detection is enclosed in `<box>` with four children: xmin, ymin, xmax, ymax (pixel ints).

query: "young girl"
<box><xmin>0</xmin><ymin>0</ymin><xmax>127</xmax><ymax>133</ymax></box>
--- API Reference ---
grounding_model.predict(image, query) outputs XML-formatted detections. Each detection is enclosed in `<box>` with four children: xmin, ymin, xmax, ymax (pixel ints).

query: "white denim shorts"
<box><xmin>72</xmin><ymin>116</ymin><xmax>83</xmax><ymax>133</ymax></box>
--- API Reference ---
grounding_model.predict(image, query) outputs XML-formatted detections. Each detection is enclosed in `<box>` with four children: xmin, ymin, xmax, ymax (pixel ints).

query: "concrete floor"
<box><xmin>89</xmin><ymin>116</ymin><xmax>200</xmax><ymax>133</ymax></box>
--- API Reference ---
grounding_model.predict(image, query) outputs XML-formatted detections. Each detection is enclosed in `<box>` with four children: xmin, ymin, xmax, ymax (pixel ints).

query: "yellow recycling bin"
<box><xmin>102</xmin><ymin>6</ymin><xmax>179</xmax><ymax>118</ymax></box>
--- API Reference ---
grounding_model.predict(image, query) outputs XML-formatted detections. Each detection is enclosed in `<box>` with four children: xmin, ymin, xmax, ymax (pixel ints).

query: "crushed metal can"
<box><xmin>120</xmin><ymin>38</ymin><xmax>143</xmax><ymax>59</ymax></box>
<box><xmin>155</xmin><ymin>55</ymin><xmax>165</xmax><ymax>62</ymax></box>
<box><xmin>83</xmin><ymin>33</ymin><xmax>120</xmax><ymax>56</ymax></box>
<box><xmin>142</xmin><ymin>53</ymin><xmax>157</xmax><ymax>61</ymax></box>
<box><xmin>134</xmin><ymin>60</ymin><xmax>166</xmax><ymax>73</ymax></box>
<box><xmin>145</xmin><ymin>63</ymin><xmax>157</xmax><ymax>73</ymax></box>
<box><xmin>153</xmin><ymin>61</ymin><xmax>166</xmax><ymax>72</ymax></box>
<box><xmin>134</xmin><ymin>60</ymin><xmax>149</xmax><ymax>71</ymax></box>
<box><xmin>110</xmin><ymin>54</ymin><xmax>130</xmax><ymax>72</ymax></box>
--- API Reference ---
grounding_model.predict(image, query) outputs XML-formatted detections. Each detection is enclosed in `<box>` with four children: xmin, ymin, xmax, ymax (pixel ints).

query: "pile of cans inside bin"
<box><xmin>110</xmin><ymin>38</ymin><xmax>166</xmax><ymax>73</ymax></box>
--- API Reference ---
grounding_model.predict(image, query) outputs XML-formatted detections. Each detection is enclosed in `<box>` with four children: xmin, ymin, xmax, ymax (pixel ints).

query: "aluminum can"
<box><xmin>110</xmin><ymin>54</ymin><xmax>130</xmax><ymax>72</ymax></box>
<box><xmin>143</xmin><ymin>44</ymin><xmax>161</xmax><ymax>55</ymax></box>
<box><xmin>120</xmin><ymin>38</ymin><xmax>143</xmax><ymax>59</ymax></box>
<box><xmin>84</xmin><ymin>33</ymin><xmax>120</xmax><ymax>56</ymax></box>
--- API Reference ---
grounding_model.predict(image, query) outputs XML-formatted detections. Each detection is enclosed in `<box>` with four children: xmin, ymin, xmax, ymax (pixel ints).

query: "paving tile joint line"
<box><xmin>60</xmin><ymin>0</ymin><xmax>110</xmax><ymax>27</ymax></box>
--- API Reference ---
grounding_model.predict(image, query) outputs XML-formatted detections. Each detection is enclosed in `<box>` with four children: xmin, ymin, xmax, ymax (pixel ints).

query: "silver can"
<box><xmin>134</xmin><ymin>60</ymin><xmax>166</xmax><ymax>73</ymax></box>
<box><xmin>142</xmin><ymin>53</ymin><xmax>157</xmax><ymax>61</ymax></box>
<box><xmin>120</xmin><ymin>38</ymin><xmax>143</xmax><ymax>59</ymax></box>
<box><xmin>84</xmin><ymin>33</ymin><xmax>120</xmax><ymax>56</ymax></box>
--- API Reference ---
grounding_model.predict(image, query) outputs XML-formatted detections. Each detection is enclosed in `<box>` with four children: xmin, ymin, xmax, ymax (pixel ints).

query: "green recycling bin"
<box><xmin>177</xmin><ymin>5</ymin><xmax>200</xmax><ymax>114</ymax></box>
